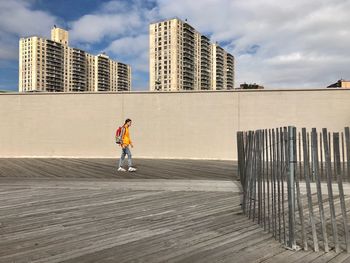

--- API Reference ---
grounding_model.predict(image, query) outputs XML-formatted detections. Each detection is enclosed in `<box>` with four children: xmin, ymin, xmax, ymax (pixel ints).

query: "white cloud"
<box><xmin>2</xmin><ymin>0</ymin><xmax>350</xmax><ymax>89</ymax></box>
<box><xmin>0</xmin><ymin>0</ymin><xmax>57</xmax><ymax>37</ymax></box>
<box><xmin>68</xmin><ymin>0</ymin><xmax>158</xmax><ymax>44</ymax></box>
<box><xmin>69</xmin><ymin>13</ymin><xmax>143</xmax><ymax>43</ymax></box>
<box><xmin>0</xmin><ymin>0</ymin><xmax>58</xmax><ymax>61</ymax></box>
<box><xmin>106</xmin><ymin>34</ymin><xmax>149</xmax><ymax>89</ymax></box>
<box><xmin>107</xmin><ymin>35</ymin><xmax>148</xmax><ymax>56</ymax></box>
<box><xmin>154</xmin><ymin>0</ymin><xmax>350</xmax><ymax>88</ymax></box>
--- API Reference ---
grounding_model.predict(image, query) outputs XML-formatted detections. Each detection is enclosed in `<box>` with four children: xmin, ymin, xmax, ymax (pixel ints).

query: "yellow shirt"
<box><xmin>122</xmin><ymin>125</ymin><xmax>132</xmax><ymax>146</ymax></box>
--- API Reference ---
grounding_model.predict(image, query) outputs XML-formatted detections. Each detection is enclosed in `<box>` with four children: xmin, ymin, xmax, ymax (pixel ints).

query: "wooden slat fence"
<box><xmin>237</xmin><ymin>126</ymin><xmax>350</xmax><ymax>253</ymax></box>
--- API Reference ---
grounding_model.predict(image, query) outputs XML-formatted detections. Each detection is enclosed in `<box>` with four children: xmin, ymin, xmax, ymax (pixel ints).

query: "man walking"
<box><xmin>118</xmin><ymin>118</ymin><xmax>137</xmax><ymax>172</ymax></box>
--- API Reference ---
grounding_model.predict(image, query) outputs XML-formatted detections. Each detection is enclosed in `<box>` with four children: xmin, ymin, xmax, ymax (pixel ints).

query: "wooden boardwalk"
<box><xmin>0</xmin><ymin>158</ymin><xmax>237</xmax><ymax>180</ymax></box>
<box><xmin>0</xmin><ymin>159</ymin><xmax>350</xmax><ymax>263</ymax></box>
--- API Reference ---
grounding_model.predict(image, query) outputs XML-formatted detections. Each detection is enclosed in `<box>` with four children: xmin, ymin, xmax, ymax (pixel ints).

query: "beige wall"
<box><xmin>0</xmin><ymin>89</ymin><xmax>349</xmax><ymax>160</ymax></box>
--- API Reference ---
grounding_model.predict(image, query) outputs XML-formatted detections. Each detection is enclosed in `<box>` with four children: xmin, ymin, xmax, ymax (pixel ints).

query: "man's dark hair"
<box><xmin>125</xmin><ymin>118</ymin><xmax>132</xmax><ymax>124</ymax></box>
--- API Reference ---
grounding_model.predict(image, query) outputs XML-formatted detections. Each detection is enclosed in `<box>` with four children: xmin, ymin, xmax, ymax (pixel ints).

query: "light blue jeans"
<box><xmin>119</xmin><ymin>146</ymin><xmax>132</xmax><ymax>168</ymax></box>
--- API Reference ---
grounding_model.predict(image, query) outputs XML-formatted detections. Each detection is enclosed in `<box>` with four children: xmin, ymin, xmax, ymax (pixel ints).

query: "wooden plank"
<box><xmin>302</xmin><ymin>128</ymin><xmax>319</xmax><ymax>252</ymax></box>
<box><xmin>345</xmin><ymin>127</ymin><xmax>350</xmax><ymax>182</ymax></box>
<box><xmin>252</xmin><ymin>131</ymin><xmax>258</xmax><ymax>222</ymax></box>
<box><xmin>282</xmin><ymin>127</ymin><xmax>287</xmax><ymax>245</ymax></box>
<box><xmin>276</xmin><ymin>128</ymin><xmax>282</xmax><ymax>242</ymax></box>
<box><xmin>286</xmin><ymin>126</ymin><xmax>296</xmax><ymax>249</ymax></box>
<box><xmin>248</xmin><ymin>131</ymin><xmax>255</xmax><ymax>219</ymax></box>
<box><xmin>262</xmin><ymin>130</ymin><xmax>267</xmax><ymax>231</ymax></box>
<box><xmin>341</xmin><ymin>132</ymin><xmax>346</xmax><ymax>181</ymax></box>
<box><xmin>311</xmin><ymin>128</ymin><xmax>329</xmax><ymax>252</ymax></box>
<box><xmin>269</xmin><ymin>129</ymin><xmax>273</xmax><ymax>234</ymax></box>
<box><xmin>266</xmin><ymin>129</ymin><xmax>271</xmax><ymax>233</ymax></box>
<box><xmin>320</xmin><ymin>132</ymin><xmax>324</xmax><ymax>181</ymax></box>
<box><xmin>257</xmin><ymin>130</ymin><xmax>262</xmax><ymax>225</ymax></box>
<box><xmin>272</xmin><ymin>128</ymin><xmax>277</xmax><ymax>239</ymax></box>
<box><xmin>323</xmin><ymin>128</ymin><xmax>340</xmax><ymax>253</ymax></box>
<box><xmin>297</xmin><ymin>131</ymin><xmax>308</xmax><ymax>250</ymax></box>
<box><xmin>237</xmin><ymin>132</ymin><xmax>244</xmax><ymax>184</ymax></box>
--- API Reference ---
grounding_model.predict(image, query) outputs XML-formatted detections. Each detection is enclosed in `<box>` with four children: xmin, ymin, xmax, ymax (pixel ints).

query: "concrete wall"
<box><xmin>0</xmin><ymin>89</ymin><xmax>349</xmax><ymax>160</ymax></box>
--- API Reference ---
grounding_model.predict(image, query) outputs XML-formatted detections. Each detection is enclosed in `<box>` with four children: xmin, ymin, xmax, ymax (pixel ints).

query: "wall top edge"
<box><xmin>0</xmin><ymin>89</ymin><xmax>348</xmax><ymax>96</ymax></box>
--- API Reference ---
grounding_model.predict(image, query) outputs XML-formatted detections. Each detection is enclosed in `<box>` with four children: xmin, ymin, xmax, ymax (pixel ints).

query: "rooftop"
<box><xmin>1</xmin><ymin>159</ymin><xmax>349</xmax><ymax>262</ymax></box>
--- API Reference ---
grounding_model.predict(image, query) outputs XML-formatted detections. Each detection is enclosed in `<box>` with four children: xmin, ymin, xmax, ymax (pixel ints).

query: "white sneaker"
<box><xmin>128</xmin><ymin>167</ymin><xmax>137</xmax><ymax>172</ymax></box>
<box><xmin>118</xmin><ymin>167</ymin><xmax>126</xmax><ymax>172</ymax></box>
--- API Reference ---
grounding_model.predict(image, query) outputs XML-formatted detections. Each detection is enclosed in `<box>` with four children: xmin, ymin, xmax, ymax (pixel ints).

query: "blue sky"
<box><xmin>1</xmin><ymin>0</ymin><xmax>350</xmax><ymax>91</ymax></box>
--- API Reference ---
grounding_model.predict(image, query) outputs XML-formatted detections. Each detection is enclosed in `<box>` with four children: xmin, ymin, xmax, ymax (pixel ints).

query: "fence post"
<box><xmin>287</xmin><ymin>126</ymin><xmax>297</xmax><ymax>249</ymax></box>
<box><xmin>334</xmin><ymin>133</ymin><xmax>350</xmax><ymax>253</ymax></box>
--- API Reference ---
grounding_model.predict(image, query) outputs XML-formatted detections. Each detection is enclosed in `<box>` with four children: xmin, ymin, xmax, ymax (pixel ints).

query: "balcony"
<box><xmin>216</xmin><ymin>61</ymin><xmax>224</xmax><ymax>68</ymax></box>
<box><xmin>201</xmin><ymin>49</ymin><xmax>210</xmax><ymax>55</ymax></box>
<box><xmin>118</xmin><ymin>75</ymin><xmax>128</xmax><ymax>80</ymax></box>
<box><xmin>183</xmin><ymin>45</ymin><xmax>194</xmax><ymax>52</ymax></box>
<box><xmin>183</xmin><ymin>23</ymin><xmax>195</xmax><ymax>33</ymax></box>
<box><xmin>201</xmin><ymin>61</ymin><xmax>210</xmax><ymax>67</ymax></box>
<box><xmin>183</xmin><ymin>64</ymin><xmax>193</xmax><ymax>70</ymax></box>
<box><xmin>118</xmin><ymin>71</ymin><xmax>128</xmax><ymax>75</ymax></box>
<box><xmin>182</xmin><ymin>84</ymin><xmax>194</xmax><ymax>90</ymax></box>
<box><xmin>201</xmin><ymin>74</ymin><xmax>210</xmax><ymax>80</ymax></box>
<box><xmin>183</xmin><ymin>76</ymin><xmax>194</xmax><ymax>82</ymax></box>
<box><xmin>183</xmin><ymin>39</ymin><xmax>194</xmax><ymax>46</ymax></box>
<box><xmin>98</xmin><ymin>71</ymin><xmax>110</xmax><ymax>77</ymax></box>
<box><xmin>72</xmin><ymin>59</ymin><xmax>85</xmax><ymax>65</ymax></box>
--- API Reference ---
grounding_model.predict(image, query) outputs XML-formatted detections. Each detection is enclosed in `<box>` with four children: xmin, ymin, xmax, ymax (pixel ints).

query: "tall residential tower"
<box><xmin>149</xmin><ymin>18</ymin><xmax>235</xmax><ymax>91</ymax></box>
<box><xmin>19</xmin><ymin>27</ymin><xmax>131</xmax><ymax>92</ymax></box>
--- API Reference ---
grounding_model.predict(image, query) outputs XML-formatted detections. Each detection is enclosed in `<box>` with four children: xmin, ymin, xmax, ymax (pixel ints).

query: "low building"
<box><xmin>327</xmin><ymin>79</ymin><xmax>350</xmax><ymax>89</ymax></box>
<box><xmin>19</xmin><ymin>27</ymin><xmax>131</xmax><ymax>92</ymax></box>
<box><xmin>237</xmin><ymin>83</ymin><xmax>264</xmax><ymax>90</ymax></box>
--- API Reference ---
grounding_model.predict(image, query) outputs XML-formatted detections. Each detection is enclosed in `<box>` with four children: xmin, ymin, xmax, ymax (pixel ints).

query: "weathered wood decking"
<box><xmin>0</xmin><ymin>159</ymin><xmax>350</xmax><ymax>263</ymax></box>
<box><xmin>0</xmin><ymin>159</ymin><xmax>236</xmax><ymax>180</ymax></box>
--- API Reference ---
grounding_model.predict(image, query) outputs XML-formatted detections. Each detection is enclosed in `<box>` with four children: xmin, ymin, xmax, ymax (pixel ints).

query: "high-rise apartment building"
<box><xmin>19</xmin><ymin>27</ymin><xmax>131</xmax><ymax>92</ymax></box>
<box><xmin>149</xmin><ymin>18</ymin><xmax>235</xmax><ymax>91</ymax></box>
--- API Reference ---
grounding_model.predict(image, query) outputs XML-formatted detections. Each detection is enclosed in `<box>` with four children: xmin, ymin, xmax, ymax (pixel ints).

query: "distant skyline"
<box><xmin>0</xmin><ymin>0</ymin><xmax>350</xmax><ymax>91</ymax></box>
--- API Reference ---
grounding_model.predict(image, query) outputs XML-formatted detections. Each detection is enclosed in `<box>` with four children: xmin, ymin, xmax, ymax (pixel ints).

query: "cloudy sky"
<box><xmin>0</xmin><ymin>0</ymin><xmax>349</xmax><ymax>91</ymax></box>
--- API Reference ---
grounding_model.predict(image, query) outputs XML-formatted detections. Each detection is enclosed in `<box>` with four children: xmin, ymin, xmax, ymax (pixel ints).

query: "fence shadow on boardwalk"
<box><xmin>237</xmin><ymin>127</ymin><xmax>350</xmax><ymax>254</ymax></box>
